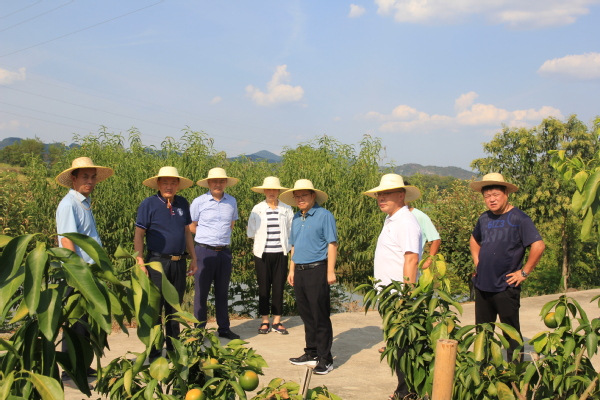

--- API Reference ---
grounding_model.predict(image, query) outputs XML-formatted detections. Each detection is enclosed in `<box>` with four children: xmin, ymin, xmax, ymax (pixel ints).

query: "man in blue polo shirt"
<box><xmin>470</xmin><ymin>173</ymin><xmax>545</xmax><ymax>362</ymax></box>
<box><xmin>190</xmin><ymin>167</ymin><xmax>240</xmax><ymax>340</ymax></box>
<box><xmin>281</xmin><ymin>179</ymin><xmax>338</xmax><ymax>375</ymax></box>
<box><xmin>134</xmin><ymin>166</ymin><xmax>197</xmax><ymax>360</ymax></box>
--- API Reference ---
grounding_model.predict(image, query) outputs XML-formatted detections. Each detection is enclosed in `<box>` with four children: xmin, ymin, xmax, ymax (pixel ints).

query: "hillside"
<box><xmin>394</xmin><ymin>163</ymin><xmax>476</xmax><ymax>180</ymax></box>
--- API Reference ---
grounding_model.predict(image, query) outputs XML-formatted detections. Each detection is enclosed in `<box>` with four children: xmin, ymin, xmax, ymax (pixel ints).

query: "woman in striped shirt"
<box><xmin>247</xmin><ymin>177</ymin><xmax>294</xmax><ymax>334</ymax></box>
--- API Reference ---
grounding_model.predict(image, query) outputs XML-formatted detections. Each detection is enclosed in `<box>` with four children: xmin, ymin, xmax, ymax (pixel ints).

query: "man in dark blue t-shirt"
<box><xmin>470</xmin><ymin>173</ymin><xmax>545</xmax><ymax>362</ymax></box>
<box><xmin>134</xmin><ymin>167</ymin><xmax>198</xmax><ymax>360</ymax></box>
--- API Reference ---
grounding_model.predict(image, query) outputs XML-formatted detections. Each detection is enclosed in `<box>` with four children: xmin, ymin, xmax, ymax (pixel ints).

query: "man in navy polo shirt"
<box><xmin>134</xmin><ymin>167</ymin><xmax>197</xmax><ymax>360</ymax></box>
<box><xmin>470</xmin><ymin>173</ymin><xmax>545</xmax><ymax>362</ymax></box>
<box><xmin>281</xmin><ymin>179</ymin><xmax>338</xmax><ymax>375</ymax></box>
<box><xmin>190</xmin><ymin>167</ymin><xmax>240</xmax><ymax>340</ymax></box>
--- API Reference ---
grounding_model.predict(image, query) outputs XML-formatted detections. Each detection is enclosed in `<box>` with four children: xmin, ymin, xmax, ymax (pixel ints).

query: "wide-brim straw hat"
<box><xmin>470</xmin><ymin>172</ymin><xmax>519</xmax><ymax>193</ymax></box>
<box><xmin>363</xmin><ymin>174</ymin><xmax>421</xmax><ymax>202</ymax></box>
<box><xmin>196</xmin><ymin>167</ymin><xmax>239</xmax><ymax>188</ymax></box>
<box><xmin>251</xmin><ymin>176</ymin><xmax>289</xmax><ymax>194</ymax></box>
<box><xmin>143</xmin><ymin>166</ymin><xmax>193</xmax><ymax>190</ymax></box>
<box><xmin>279</xmin><ymin>179</ymin><xmax>328</xmax><ymax>205</ymax></box>
<box><xmin>55</xmin><ymin>157</ymin><xmax>114</xmax><ymax>188</ymax></box>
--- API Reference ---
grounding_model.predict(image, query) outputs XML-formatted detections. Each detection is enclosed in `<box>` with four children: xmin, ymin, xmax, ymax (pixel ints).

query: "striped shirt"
<box><xmin>264</xmin><ymin>208</ymin><xmax>283</xmax><ymax>253</ymax></box>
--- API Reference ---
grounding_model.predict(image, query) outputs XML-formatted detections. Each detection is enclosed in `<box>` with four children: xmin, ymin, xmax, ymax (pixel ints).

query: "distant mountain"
<box><xmin>230</xmin><ymin>150</ymin><xmax>282</xmax><ymax>163</ymax></box>
<box><xmin>394</xmin><ymin>163</ymin><xmax>477</xmax><ymax>180</ymax></box>
<box><xmin>0</xmin><ymin>137</ymin><xmax>21</xmax><ymax>149</ymax></box>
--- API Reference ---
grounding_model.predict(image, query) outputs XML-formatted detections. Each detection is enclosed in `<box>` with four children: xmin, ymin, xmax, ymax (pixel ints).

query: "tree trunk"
<box><xmin>561</xmin><ymin>212</ymin><xmax>569</xmax><ymax>291</ymax></box>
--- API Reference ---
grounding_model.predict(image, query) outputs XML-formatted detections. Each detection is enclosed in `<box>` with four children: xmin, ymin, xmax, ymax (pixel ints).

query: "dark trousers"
<box><xmin>254</xmin><ymin>252</ymin><xmax>288</xmax><ymax>316</ymax></box>
<box><xmin>194</xmin><ymin>245</ymin><xmax>232</xmax><ymax>334</ymax></box>
<box><xmin>146</xmin><ymin>255</ymin><xmax>186</xmax><ymax>357</ymax></box>
<box><xmin>475</xmin><ymin>287</ymin><xmax>523</xmax><ymax>362</ymax></box>
<box><xmin>61</xmin><ymin>286</ymin><xmax>90</xmax><ymax>353</ymax></box>
<box><xmin>294</xmin><ymin>263</ymin><xmax>333</xmax><ymax>363</ymax></box>
<box><xmin>394</xmin><ymin>348</ymin><xmax>409</xmax><ymax>398</ymax></box>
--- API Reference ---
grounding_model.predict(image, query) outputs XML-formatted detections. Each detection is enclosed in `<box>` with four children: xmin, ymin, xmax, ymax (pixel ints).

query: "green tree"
<box><xmin>471</xmin><ymin>115</ymin><xmax>599</xmax><ymax>290</ymax></box>
<box><xmin>0</xmin><ymin>138</ymin><xmax>45</xmax><ymax>167</ymax></box>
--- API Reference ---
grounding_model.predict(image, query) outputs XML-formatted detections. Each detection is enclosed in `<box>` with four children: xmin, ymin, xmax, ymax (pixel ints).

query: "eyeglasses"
<box><xmin>293</xmin><ymin>193</ymin><xmax>312</xmax><ymax>201</ymax></box>
<box><xmin>375</xmin><ymin>191</ymin><xmax>403</xmax><ymax>198</ymax></box>
<box><xmin>483</xmin><ymin>192</ymin><xmax>505</xmax><ymax>199</ymax></box>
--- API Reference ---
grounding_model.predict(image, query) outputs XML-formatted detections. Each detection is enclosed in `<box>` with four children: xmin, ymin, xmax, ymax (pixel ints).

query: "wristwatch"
<box><xmin>521</xmin><ymin>269</ymin><xmax>529</xmax><ymax>278</ymax></box>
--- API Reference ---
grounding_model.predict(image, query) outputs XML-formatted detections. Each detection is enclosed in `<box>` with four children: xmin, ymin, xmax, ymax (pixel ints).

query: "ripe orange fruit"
<box><xmin>185</xmin><ymin>388</ymin><xmax>206</xmax><ymax>400</ymax></box>
<box><xmin>544</xmin><ymin>312</ymin><xmax>558</xmax><ymax>329</ymax></box>
<box><xmin>239</xmin><ymin>370</ymin><xmax>259</xmax><ymax>391</ymax></box>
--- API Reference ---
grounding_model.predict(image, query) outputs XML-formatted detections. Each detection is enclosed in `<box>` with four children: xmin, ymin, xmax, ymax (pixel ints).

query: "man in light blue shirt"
<box><xmin>55</xmin><ymin>156</ymin><xmax>113</xmax><ymax>380</ymax></box>
<box><xmin>190</xmin><ymin>168</ymin><xmax>240</xmax><ymax>340</ymax></box>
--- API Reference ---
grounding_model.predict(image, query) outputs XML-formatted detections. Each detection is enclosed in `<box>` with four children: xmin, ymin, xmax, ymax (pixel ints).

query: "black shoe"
<box><xmin>87</xmin><ymin>368</ymin><xmax>97</xmax><ymax>377</ymax></box>
<box><xmin>61</xmin><ymin>371</ymin><xmax>70</xmax><ymax>381</ymax></box>
<box><xmin>218</xmin><ymin>330</ymin><xmax>240</xmax><ymax>340</ymax></box>
<box><xmin>289</xmin><ymin>353</ymin><xmax>318</xmax><ymax>366</ymax></box>
<box><xmin>313</xmin><ymin>359</ymin><xmax>333</xmax><ymax>375</ymax></box>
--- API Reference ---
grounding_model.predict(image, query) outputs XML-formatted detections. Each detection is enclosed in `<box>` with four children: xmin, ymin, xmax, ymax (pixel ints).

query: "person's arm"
<box><xmin>133</xmin><ymin>227</ymin><xmax>148</xmax><ymax>276</ymax></box>
<box><xmin>60</xmin><ymin>237</ymin><xmax>76</xmax><ymax>252</ymax></box>
<box><xmin>231</xmin><ymin>221</ymin><xmax>235</xmax><ymax>231</ymax></box>
<box><xmin>403</xmin><ymin>251</ymin><xmax>418</xmax><ymax>283</ymax></box>
<box><xmin>190</xmin><ymin>221</ymin><xmax>198</xmax><ymax>235</ymax></box>
<box><xmin>469</xmin><ymin>235</ymin><xmax>481</xmax><ymax>268</ymax></box>
<box><xmin>422</xmin><ymin>238</ymin><xmax>441</xmax><ymax>269</ymax></box>
<box><xmin>327</xmin><ymin>242</ymin><xmax>338</xmax><ymax>285</ymax></box>
<box><xmin>287</xmin><ymin>246</ymin><xmax>295</xmax><ymax>286</ymax></box>
<box><xmin>506</xmin><ymin>240</ymin><xmax>546</xmax><ymax>287</ymax></box>
<box><xmin>185</xmin><ymin>225</ymin><xmax>198</xmax><ymax>276</ymax></box>
<box><xmin>247</xmin><ymin>210</ymin><xmax>258</xmax><ymax>238</ymax></box>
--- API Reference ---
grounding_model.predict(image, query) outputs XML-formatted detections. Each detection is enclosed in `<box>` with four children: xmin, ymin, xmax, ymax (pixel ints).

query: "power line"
<box><xmin>0</xmin><ymin>1</ymin><xmax>74</xmax><ymax>33</ymax></box>
<box><xmin>0</xmin><ymin>1</ymin><xmax>164</xmax><ymax>57</ymax></box>
<box><xmin>0</xmin><ymin>1</ymin><xmax>42</xmax><ymax>20</ymax></box>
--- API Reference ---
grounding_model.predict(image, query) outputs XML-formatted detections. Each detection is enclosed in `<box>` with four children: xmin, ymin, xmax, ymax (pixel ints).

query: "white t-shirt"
<box><xmin>374</xmin><ymin>206</ymin><xmax>422</xmax><ymax>287</ymax></box>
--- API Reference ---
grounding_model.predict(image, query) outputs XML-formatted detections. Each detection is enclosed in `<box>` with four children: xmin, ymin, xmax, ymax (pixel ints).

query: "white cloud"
<box><xmin>333</xmin><ymin>116</ymin><xmax>342</xmax><ymax>121</ymax></box>
<box><xmin>374</xmin><ymin>0</ymin><xmax>597</xmax><ymax>29</ymax></box>
<box><xmin>210</xmin><ymin>96</ymin><xmax>222</xmax><ymax>104</ymax></box>
<box><xmin>0</xmin><ymin>67</ymin><xmax>26</xmax><ymax>85</ymax></box>
<box><xmin>246</xmin><ymin>65</ymin><xmax>304</xmax><ymax>106</ymax></box>
<box><xmin>538</xmin><ymin>52</ymin><xmax>600</xmax><ymax>80</ymax></box>
<box><xmin>360</xmin><ymin>92</ymin><xmax>563</xmax><ymax>133</ymax></box>
<box><xmin>0</xmin><ymin>119</ymin><xmax>27</xmax><ymax>131</ymax></box>
<box><xmin>349</xmin><ymin>4</ymin><xmax>366</xmax><ymax>18</ymax></box>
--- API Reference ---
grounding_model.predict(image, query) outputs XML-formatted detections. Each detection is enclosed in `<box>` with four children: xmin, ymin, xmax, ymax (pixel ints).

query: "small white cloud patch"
<box><xmin>0</xmin><ymin>67</ymin><xmax>26</xmax><ymax>85</ymax></box>
<box><xmin>538</xmin><ymin>52</ymin><xmax>600</xmax><ymax>80</ymax></box>
<box><xmin>246</xmin><ymin>65</ymin><xmax>304</xmax><ymax>106</ymax></box>
<box><xmin>349</xmin><ymin>4</ymin><xmax>366</xmax><ymax>18</ymax></box>
<box><xmin>210</xmin><ymin>96</ymin><xmax>222</xmax><ymax>104</ymax></box>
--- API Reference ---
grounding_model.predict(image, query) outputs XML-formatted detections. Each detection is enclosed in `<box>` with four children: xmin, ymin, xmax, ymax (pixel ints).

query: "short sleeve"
<box><xmin>232</xmin><ymin>198</ymin><xmax>239</xmax><ymax>221</ymax></box>
<box><xmin>56</xmin><ymin>202</ymin><xmax>78</xmax><ymax>235</ymax></box>
<box><xmin>135</xmin><ymin>198</ymin><xmax>151</xmax><ymax>230</ymax></box>
<box><xmin>190</xmin><ymin>197</ymin><xmax>201</xmax><ymax>222</ymax></box>
<box><xmin>421</xmin><ymin>215</ymin><xmax>440</xmax><ymax>242</ymax></box>
<box><xmin>180</xmin><ymin>197</ymin><xmax>192</xmax><ymax>226</ymax></box>
<box><xmin>322</xmin><ymin>211</ymin><xmax>337</xmax><ymax>244</ymax></box>
<box><xmin>472</xmin><ymin>217</ymin><xmax>482</xmax><ymax>242</ymax></box>
<box><xmin>520</xmin><ymin>214</ymin><xmax>542</xmax><ymax>247</ymax></box>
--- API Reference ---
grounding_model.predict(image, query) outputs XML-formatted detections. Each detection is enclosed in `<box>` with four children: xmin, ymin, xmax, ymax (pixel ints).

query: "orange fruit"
<box><xmin>239</xmin><ymin>370</ymin><xmax>259</xmax><ymax>391</ymax></box>
<box><xmin>185</xmin><ymin>388</ymin><xmax>206</xmax><ymax>400</ymax></box>
<box><xmin>544</xmin><ymin>312</ymin><xmax>558</xmax><ymax>329</ymax></box>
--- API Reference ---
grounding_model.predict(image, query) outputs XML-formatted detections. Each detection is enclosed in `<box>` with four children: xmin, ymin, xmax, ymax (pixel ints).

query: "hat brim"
<box><xmin>251</xmin><ymin>185</ymin><xmax>289</xmax><ymax>194</ymax></box>
<box><xmin>197</xmin><ymin>177</ymin><xmax>239</xmax><ymax>188</ymax></box>
<box><xmin>279</xmin><ymin>187</ymin><xmax>328</xmax><ymax>205</ymax></box>
<box><xmin>56</xmin><ymin>166</ymin><xmax>114</xmax><ymax>188</ymax></box>
<box><xmin>469</xmin><ymin>180</ymin><xmax>519</xmax><ymax>194</ymax></box>
<box><xmin>363</xmin><ymin>185</ymin><xmax>421</xmax><ymax>202</ymax></box>
<box><xmin>143</xmin><ymin>176</ymin><xmax>194</xmax><ymax>190</ymax></box>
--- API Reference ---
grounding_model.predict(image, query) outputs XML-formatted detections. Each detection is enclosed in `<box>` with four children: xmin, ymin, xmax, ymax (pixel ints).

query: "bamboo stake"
<box><xmin>431</xmin><ymin>339</ymin><xmax>458</xmax><ymax>400</ymax></box>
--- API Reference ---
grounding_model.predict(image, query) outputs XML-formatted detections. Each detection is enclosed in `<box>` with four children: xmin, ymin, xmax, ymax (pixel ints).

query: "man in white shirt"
<box><xmin>364</xmin><ymin>173</ymin><xmax>422</xmax><ymax>399</ymax></box>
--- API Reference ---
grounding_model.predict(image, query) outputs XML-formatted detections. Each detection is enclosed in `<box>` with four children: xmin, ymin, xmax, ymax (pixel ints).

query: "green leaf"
<box><xmin>495</xmin><ymin>323</ymin><xmax>523</xmax><ymax>344</ymax></box>
<box><xmin>37</xmin><ymin>286</ymin><xmax>65</xmax><ymax>342</ymax></box>
<box><xmin>586</xmin><ymin>333</ymin><xmax>598</xmax><ymax>358</ymax></box>
<box><xmin>114</xmin><ymin>245</ymin><xmax>134</xmax><ymax>259</ymax></box>
<box><xmin>230</xmin><ymin>380</ymin><xmax>247</xmax><ymax>400</ymax></box>
<box><xmin>149</xmin><ymin>357</ymin><xmax>170</xmax><ymax>381</ymax></box>
<box><xmin>571</xmin><ymin>190</ymin><xmax>584</xmax><ymax>213</ymax></box>
<box><xmin>490</xmin><ymin>341</ymin><xmax>503</xmax><ymax>367</ymax></box>
<box><xmin>581</xmin><ymin>209</ymin><xmax>594</xmax><ymax>241</ymax></box>
<box><xmin>0</xmin><ymin>371</ymin><xmax>15</xmax><ymax>400</ymax></box>
<box><xmin>581</xmin><ymin>169</ymin><xmax>600</xmax><ymax>210</ymax></box>
<box><xmin>573</xmin><ymin>170</ymin><xmax>589</xmax><ymax>192</ymax></box>
<box><xmin>24</xmin><ymin>241</ymin><xmax>47</xmax><ymax>316</ymax></box>
<box><xmin>28</xmin><ymin>372</ymin><xmax>63</xmax><ymax>400</ymax></box>
<box><xmin>473</xmin><ymin>331</ymin><xmax>485</xmax><ymax>361</ymax></box>
<box><xmin>539</xmin><ymin>300</ymin><xmax>559</xmax><ymax>317</ymax></box>
<box><xmin>123</xmin><ymin>368</ymin><xmax>133</xmax><ymax>396</ymax></box>
<box><xmin>495</xmin><ymin>381</ymin><xmax>515</xmax><ymax>400</ymax></box>
<box><xmin>0</xmin><ymin>234</ymin><xmax>12</xmax><ymax>247</ymax></box>
<box><xmin>61</xmin><ymin>232</ymin><xmax>121</xmax><ymax>285</ymax></box>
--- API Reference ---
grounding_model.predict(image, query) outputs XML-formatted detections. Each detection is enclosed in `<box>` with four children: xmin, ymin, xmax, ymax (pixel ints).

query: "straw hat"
<box><xmin>55</xmin><ymin>157</ymin><xmax>114</xmax><ymax>188</ymax></box>
<box><xmin>363</xmin><ymin>174</ymin><xmax>421</xmax><ymax>202</ymax></box>
<box><xmin>251</xmin><ymin>176</ymin><xmax>289</xmax><ymax>194</ymax></box>
<box><xmin>196</xmin><ymin>167</ymin><xmax>239</xmax><ymax>188</ymax></box>
<box><xmin>143</xmin><ymin>166</ymin><xmax>193</xmax><ymax>190</ymax></box>
<box><xmin>279</xmin><ymin>179</ymin><xmax>328</xmax><ymax>205</ymax></box>
<box><xmin>469</xmin><ymin>172</ymin><xmax>519</xmax><ymax>194</ymax></box>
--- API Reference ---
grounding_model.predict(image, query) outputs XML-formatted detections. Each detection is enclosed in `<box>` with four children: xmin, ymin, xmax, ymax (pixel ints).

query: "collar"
<box><xmin>70</xmin><ymin>188</ymin><xmax>90</xmax><ymax>204</ymax></box>
<box><xmin>387</xmin><ymin>205</ymin><xmax>408</xmax><ymax>221</ymax></box>
<box><xmin>156</xmin><ymin>191</ymin><xmax>179</xmax><ymax>205</ymax></box>
<box><xmin>206</xmin><ymin>190</ymin><xmax>228</xmax><ymax>201</ymax></box>
<box><xmin>299</xmin><ymin>202</ymin><xmax>321</xmax><ymax>217</ymax></box>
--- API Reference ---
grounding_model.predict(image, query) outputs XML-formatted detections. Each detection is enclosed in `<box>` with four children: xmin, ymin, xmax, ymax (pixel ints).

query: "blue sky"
<box><xmin>1</xmin><ymin>0</ymin><xmax>599</xmax><ymax>170</ymax></box>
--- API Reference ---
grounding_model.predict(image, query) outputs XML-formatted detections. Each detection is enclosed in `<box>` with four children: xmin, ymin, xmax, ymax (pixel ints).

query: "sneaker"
<box><xmin>313</xmin><ymin>360</ymin><xmax>333</xmax><ymax>375</ymax></box>
<box><xmin>289</xmin><ymin>353</ymin><xmax>318</xmax><ymax>366</ymax></box>
<box><xmin>218</xmin><ymin>330</ymin><xmax>241</xmax><ymax>340</ymax></box>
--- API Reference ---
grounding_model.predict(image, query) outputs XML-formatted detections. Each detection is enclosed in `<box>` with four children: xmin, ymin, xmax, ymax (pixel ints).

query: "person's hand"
<box><xmin>187</xmin><ymin>258</ymin><xmax>198</xmax><ymax>276</ymax></box>
<box><xmin>422</xmin><ymin>258</ymin><xmax>433</xmax><ymax>269</ymax></box>
<box><xmin>506</xmin><ymin>271</ymin><xmax>526</xmax><ymax>286</ymax></box>
<box><xmin>287</xmin><ymin>271</ymin><xmax>295</xmax><ymax>286</ymax></box>
<box><xmin>136</xmin><ymin>257</ymin><xmax>149</xmax><ymax>276</ymax></box>
<box><xmin>327</xmin><ymin>271</ymin><xmax>336</xmax><ymax>285</ymax></box>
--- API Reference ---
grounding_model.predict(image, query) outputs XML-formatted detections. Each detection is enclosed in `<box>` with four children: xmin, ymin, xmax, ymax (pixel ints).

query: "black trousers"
<box><xmin>475</xmin><ymin>287</ymin><xmax>523</xmax><ymax>362</ymax></box>
<box><xmin>194</xmin><ymin>246</ymin><xmax>232</xmax><ymax>334</ymax></box>
<box><xmin>254</xmin><ymin>252</ymin><xmax>288</xmax><ymax>316</ymax></box>
<box><xmin>146</xmin><ymin>255</ymin><xmax>186</xmax><ymax>357</ymax></box>
<box><xmin>294</xmin><ymin>263</ymin><xmax>333</xmax><ymax>363</ymax></box>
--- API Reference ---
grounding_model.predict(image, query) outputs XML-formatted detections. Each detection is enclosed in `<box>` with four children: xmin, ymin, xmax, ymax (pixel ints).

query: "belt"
<box><xmin>295</xmin><ymin>260</ymin><xmax>327</xmax><ymax>271</ymax></box>
<box><xmin>149</xmin><ymin>251</ymin><xmax>186</xmax><ymax>261</ymax></box>
<box><xmin>195</xmin><ymin>242</ymin><xmax>229</xmax><ymax>251</ymax></box>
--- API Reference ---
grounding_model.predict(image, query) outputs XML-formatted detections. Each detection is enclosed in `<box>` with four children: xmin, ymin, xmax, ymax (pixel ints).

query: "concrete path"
<box><xmin>64</xmin><ymin>288</ymin><xmax>600</xmax><ymax>400</ymax></box>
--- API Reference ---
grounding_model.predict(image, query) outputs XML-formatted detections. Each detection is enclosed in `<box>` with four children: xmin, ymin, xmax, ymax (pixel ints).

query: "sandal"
<box><xmin>258</xmin><ymin>323</ymin><xmax>270</xmax><ymax>334</ymax></box>
<box><xmin>271</xmin><ymin>323</ymin><xmax>289</xmax><ymax>335</ymax></box>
